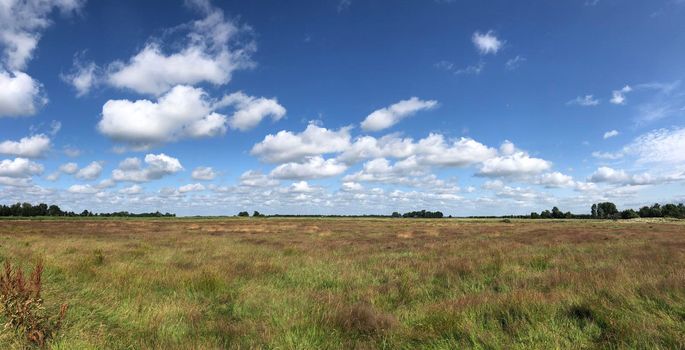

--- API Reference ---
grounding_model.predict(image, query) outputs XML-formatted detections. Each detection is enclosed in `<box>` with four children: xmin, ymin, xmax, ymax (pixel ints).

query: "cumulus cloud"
<box><xmin>0</xmin><ymin>70</ymin><xmax>46</xmax><ymax>117</ymax></box>
<box><xmin>567</xmin><ymin>95</ymin><xmax>599</xmax><ymax>106</ymax></box>
<box><xmin>98</xmin><ymin>85</ymin><xmax>227</xmax><ymax>149</ymax></box>
<box><xmin>414</xmin><ymin>134</ymin><xmax>497</xmax><ymax>167</ymax></box>
<box><xmin>337</xmin><ymin>134</ymin><xmax>417</xmax><ymax>164</ymax></box>
<box><xmin>251</xmin><ymin>123</ymin><xmax>352</xmax><ymax>163</ymax></box>
<box><xmin>0</xmin><ymin>0</ymin><xmax>84</xmax><ymax>117</ymax></box>
<box><xmin>0</xmin><ymin>134</ymin><xmax>50</xmax><ymax>157</ymax></box>
<box><xmin>106</xmin><ymin>2</ymin><xmax>254</xmax><ymax>95</ymax></box>
<box><xmin>98</xmin><ymin>86</ymin><xmax>283</xmax><ymax>148</ymax></box>
<box><xmin>179</xmin><ymin>183</ymin><xmax>206</xmax><ymax>193</ymax></box>
<box><xmin>610</xmin><ymin>85</ymin><xmax>632</xmax><ymax>105</ymax></box>
<box><xmin>239</xmin><ymin>170</ymin><xmax>278</xmax><ymax>187</ymax></box>
<box><xmin>119</xmin><ymin>184</ymin><xmax>143</xmax><ymax>195</ymax></box>
<box><xmin>586</xmin><ymin>166</ymin><xmax>662</xmax><ymax>186</ymax></box>
<box><xmin>478</xmin><ymin>151</ymin><xmax>551</xmax><ymax>177</ymax></box>
<box><xmin>0</xmin><ymin>0</ymin><xmax>84</xmax><ymax>70</ymax></box>
<box><xmin>341</xmin><ymin>181</ymin><xmax>363</xmax><ymax>192</ymax></box>
<box><xmin>0</xmin><ymin>158</ymin><xmax>43</xmax><ymax>178</ymax></box>
<box><xmin>67</xmin><ymin>184</ymin><xmax>99</xmax><ymax>194</ymax></box>
<box><xmin>216</xmin><ymin>91</ymin><xmax>286</xmax><ymax>131</ymax></box>
<box><xmin>343</xmin><ymin>157</ymin><xmax>432</xmax><ymax>186</ymax></box>
<box><xmin>472</xmin><ymin>30</ymin><xmax>504</xmax><ymax>55</ymax></box>
<box><xmin>59</xmin><ymin>162</ymin><xmax>78</xmax><ymax>174</ymax></box>
<box><xmin>535</xmin><ymin>172</ymin><xmax>575</xmax><ymax>188</ymax></box>
<box><xmin>111</xmin><ymin>153</ymin><xmax>183</xmax><ymax>182</ymax></box>
<box><xmin>360</xmin><ymin>97</ymin><xmax>438</xmax><ymax>132</ymax></box>
<box><xmin>603</xmin><ymin>130</ymin><xmax>619</xmax><ymax>139</ymax></box>
<box><xmin>191</xmin><ymin>166</ymin><xmax>217</xmax><ymax>180</ymax></box>
<box><xmin>270</xmin><ymin>156</ymin><xmax>347</xmax><ymax>180</ymax></box>
<box><xmin>61</xmin><ymin>55</ymin><xmax>99</xmax><ymax>97</ymax></box>
<box><xmin>75</xmin><ymin>161</ymin><xmax>103</xmax><ymax>180</ymax></box>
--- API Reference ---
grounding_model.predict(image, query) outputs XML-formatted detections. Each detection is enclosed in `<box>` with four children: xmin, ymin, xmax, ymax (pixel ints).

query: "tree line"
<box><xmin>0</xmin><ymin>203</ymin><xmax>175</xmax><ymax>218</ymax></box>
<box><xmin>527</xmin><ymin>202</ymin><xmax>685</xmax><ymax>220</ymax></box>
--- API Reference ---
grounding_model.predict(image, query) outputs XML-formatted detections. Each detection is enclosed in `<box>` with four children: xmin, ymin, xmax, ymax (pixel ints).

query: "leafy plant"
<box><xmin>0</xmin><ymin>261</ymin><xmax>68</xmax><ymax>347</ymax></box>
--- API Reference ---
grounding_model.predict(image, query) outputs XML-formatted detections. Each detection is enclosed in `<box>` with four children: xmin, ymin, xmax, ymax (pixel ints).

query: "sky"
<box><xmin>1</xmin><ymin>0</ymin><xmax>685</xmax><ymax>216</ymax></box>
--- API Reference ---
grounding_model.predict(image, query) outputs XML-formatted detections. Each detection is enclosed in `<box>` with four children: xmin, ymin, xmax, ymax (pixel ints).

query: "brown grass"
<box><xmin>0</xmin><ymin>218</ymin><xmax>683</xmax><ymax>348</ymax></box>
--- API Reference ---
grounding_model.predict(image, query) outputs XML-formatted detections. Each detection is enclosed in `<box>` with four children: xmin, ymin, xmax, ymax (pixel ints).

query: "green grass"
<box><xmin>0</xmin><ymin>218</ymin><xmax>684</xmax><ymax>349</ymax></box>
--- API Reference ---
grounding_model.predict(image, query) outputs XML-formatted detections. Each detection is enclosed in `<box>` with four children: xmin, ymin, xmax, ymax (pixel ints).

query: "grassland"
<box><xmin>0</xmin><ymin>218</ymin><xmax>684</xmax><ymax>349</ymax></box>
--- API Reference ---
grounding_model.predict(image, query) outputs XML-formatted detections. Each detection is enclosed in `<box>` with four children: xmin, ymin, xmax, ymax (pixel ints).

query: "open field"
<box><xmin>0</xmin><ymin>218</ymin><xmax>684</xmax><ymax>349</ymax></box>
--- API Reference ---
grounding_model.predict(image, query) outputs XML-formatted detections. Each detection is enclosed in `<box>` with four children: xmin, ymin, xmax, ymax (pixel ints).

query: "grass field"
<box><xmin>0</xmin><ymin>218</ymin><xmax>684</xmax><ymax>349</ymax></box>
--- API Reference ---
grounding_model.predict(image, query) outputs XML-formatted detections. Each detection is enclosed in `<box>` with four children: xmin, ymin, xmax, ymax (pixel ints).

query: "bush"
<box><xmin>0</xmin><ymin>261</ymin><xmax>68</xmax><ymax>347</ymax></box>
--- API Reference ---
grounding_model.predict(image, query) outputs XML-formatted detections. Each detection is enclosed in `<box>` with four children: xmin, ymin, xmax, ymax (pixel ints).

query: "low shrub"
<box><xmin>0</xmin><ymin>261</ymin><xmax>68</xmax><ymax>347</ymax></box>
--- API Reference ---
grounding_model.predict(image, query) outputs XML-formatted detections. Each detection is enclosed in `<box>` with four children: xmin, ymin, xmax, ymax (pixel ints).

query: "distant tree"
<box><xmin>540</xmin><ymin>210</ymin><xmax>552</xmax><ymax>219</ymax></box>
<box><xmin>621</xmin><ymin>209</ymin><xmax>639</xmax><ymax>219</ymax></box>
<box><xmin>401</xmin><ymin>210</ymin><xmax>443</xmax><ymax>218</ymax></box>
<box><xmin>238</xmin><ymin>211</ymin><xmax>249</xmax><ymax>217</ymax></box>
<box><xmin>391</xmin><ymin>212</ymin><xmax>401</xmax><ymax>218</ymax></box>
<box><xmin>551</xmin><ymin>206</ymin><xmax>564</xmax><ymax>219</ymax></box>
<box><xmin>47</xmin><ymin>205</ymin><xmax>62</xmax><ymax>216</ymax></box>
<box><xmin>593</xmin><ymin>202</ymin><xmax>618</xmax><ymax>219</ymax></box>
<box><xmin>591</xmin><ymin>204</ymin><xmax>598</xmax><ymax>219</ymax></box>
<box><xmin>253</xmin><ymin>211</ymin><xmax>265</xmax><ymax>217</ymax></box>
<box><xmin>530</xmin><ymin>212</ymin><xmax>540</xmax><ymax>219</ymax></box>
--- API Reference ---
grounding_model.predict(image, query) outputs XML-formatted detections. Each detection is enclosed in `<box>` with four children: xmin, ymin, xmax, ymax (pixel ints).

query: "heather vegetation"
<box><xmin>0</xmin><ymin>218</ymin><xmax>684</xmax><ymax>348</ymax></box>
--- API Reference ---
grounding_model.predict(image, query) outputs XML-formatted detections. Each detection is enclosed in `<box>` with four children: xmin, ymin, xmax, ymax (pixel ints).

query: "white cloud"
<box><xmin>567</xmin><ymin>95</ymin><xmax>599</xmax><ymax>107</ymax></box>
<box><xmin>59</xmin><ymin>162</ymin><xmax>78</xmax><ymax>174</ymax></box>
<box><xmin>251</xmin><ymin>123</ymin><xmax>352</xmax><ymax>163</ymax></box>
<box><xmin>414</xmin><ymin>134</ymin><xmax>497</xmax><ymax>167</ymax></box>
<box><xmin>0</xmin><ymin>134</ymin><xmax>50</xmax><ymax>157</ymax></box>
<box><xmin>0</xmin><ymin>0</ymin><xmax>83</xmax><ymax>118</ymax></box>
<box><xmin>455</xmin><ymin>61</ymin><xmax>485</xmax><ymax>75</ymax></box>
<box><xmin>603</xmin><ymin>130</ymin><xmax>619</xmax><ymax>139</ymax></box>
<box><xmin>99</xmin><ymin>85</ymin><xmax>282</xmax><ymax>148</ymax></box>
<box><xmin>536</xmin><ymin>172</ymin><xmax>575</xmax><ymax>188</ymax></box>
<box><xmin>625</xmin><ymin>127</ymin><xmax>685</xmax><ymax>165</ymax></box>
<box><xmin>67</xmin><ymin>184</ymin><xmax>99</xmax><ymax>194</ymax></box>
<box><xmin>191</xmin><ymin>166</ymin><xmax>217</xmax><ymax>180</ymax></box>
<box><xmin>75</xmin><ymin>161</ymin><xmax>103</xmax><ymax>180</ymax></box>
<box><xmin>112</xmin><ymin>153</ymin><xmax>183</xmax><ymax>182</ymax></box>
<box><xmin>0</xmin><ymin>70</ymin><xmax>46</xmax><ymax>117</ymax></box>
<box><xmin>360</xmin><ymin>97</ymin><xmax>438</xmax><ymax>132</ymax></box>
<box><xmin>119</xmin><ymin>184</ymin><xmax>143</xmax><ymax>195</ymax></box>
<box><xmin>610</xmin><ymin>85</ymin><xmax>632</xmax><ymax>105</ymax></box>
<box><xmin>270</xmin><ymin>156</ymin><xmax>347</xmax><ymax>180</ymax></box>
<box><xmin>341</xmin><ymin>181</ymin><xmax>364</xmax><ymax>192</ymax></box>
<box><xmin>343</xmin><ymin>157</ymin><xmax>433</xmax><ymax>186</ymax></box>
<box><xmin>592</xmin><ymin>151</ymin><xmax>624</xmax><ymax>160</ymax></box>
<box><xmin>338</xmin><ymin>135</ymin><xmax>413</xmax><ymax>164</ymax></box>
<box><xmin>61</xmin><ymin>55</ymin><xmax>98</xmax><ymax>97</ymax></box>
<box><xmin>106</xmin><ymin>3</ymin><xmax>253</xmax><ymax>95</ymax></box>
<box><xmin>505</xmin><ymin>55</ymin><xmax>526</xmax><ymax>70</ymax></box>
<box><xmin>472</xmin><ymin>30</ymin><xmax>504</xmax><ymax>55</ymax></box>
<box><xmin>587</xmin><ymin>166</ymin><xmax>659</xmax><ymax>186</ymax></box>
<box><xmin>216</xmin><ymin>91</ymin><xmax>286</xmax><ymax>131</ymax></box>
<box><xmin>179</xmin><ymin>183</ymin><xmax>206</xmax><ymax>193</ymax></box>
<box><xmin>0</xmin><ymin>158</ymin><xmax>43</xmax><ymax>178</ymax></box>
<box><xmin>63</xmin><ymin>146</ymin><xmax>81</xmax><ymax>157</ymax></box>
<box><xmin>239</xmin><ymin>170</ymin><xmax>278</xmax><ymax>187</ymax></box>
<box><xmin>98</xmin><ymin>85</ymin><xmax>227</xmax><ymax>149</ymax></box>
<box><xmin>0</xmin><ymin>0</ymin><xmax>85</xmax><ymax>71</ymax></box>
<box><xmin>478</xmin><ymin>151</ymin><xmax>551</xmax><ymax>177</ymax></box>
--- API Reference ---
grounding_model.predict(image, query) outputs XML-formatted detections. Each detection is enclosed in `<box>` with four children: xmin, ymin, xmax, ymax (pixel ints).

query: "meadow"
<box><xmin>0</xmin><ymin>217</ymin><xmax>684</xmax><ymax>349</ymax></box>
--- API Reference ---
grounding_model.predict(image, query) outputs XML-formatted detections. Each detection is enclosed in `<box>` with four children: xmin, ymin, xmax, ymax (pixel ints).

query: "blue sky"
<box><xmin>1</xmin><ymin>0</ymin><xmax>684</xmax><ymax>216</ymax></box>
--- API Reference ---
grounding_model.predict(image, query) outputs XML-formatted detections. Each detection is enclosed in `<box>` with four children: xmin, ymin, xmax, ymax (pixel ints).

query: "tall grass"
<box><xmin>0</xmin><ymin>218</ymin><xmax>683</xmax><ymax>348</ymax></box>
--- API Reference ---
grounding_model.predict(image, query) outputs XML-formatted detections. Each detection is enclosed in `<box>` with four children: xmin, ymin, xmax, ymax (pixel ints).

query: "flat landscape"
<box><xmin>0</xmin><ymin>218</ymin><xmax>684</xmax><ymax>349</ymax></box>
